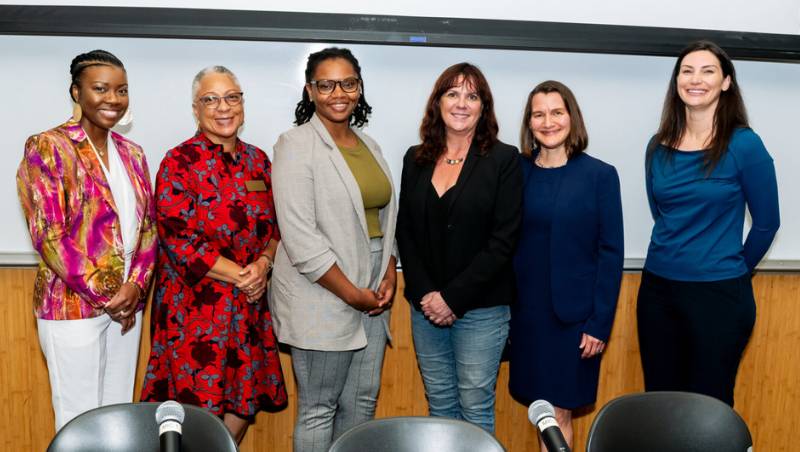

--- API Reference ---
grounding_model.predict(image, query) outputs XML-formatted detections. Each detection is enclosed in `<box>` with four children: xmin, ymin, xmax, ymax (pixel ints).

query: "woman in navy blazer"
<box><xmin>509</xmin><ymin>80</ymin><xmax>623</xmax><ymax>449</ymax></box>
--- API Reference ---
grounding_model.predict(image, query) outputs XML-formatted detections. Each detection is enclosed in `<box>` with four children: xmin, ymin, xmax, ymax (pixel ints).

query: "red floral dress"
<box><xmin>141</xmin><ymin>133</ymin><xmax>287</xmax><ymax>417</ymax></box>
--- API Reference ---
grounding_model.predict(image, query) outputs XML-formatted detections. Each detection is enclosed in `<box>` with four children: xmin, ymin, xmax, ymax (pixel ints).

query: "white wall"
<box><xmin>3</xmin><ymin>0</ymin><xmax>799</xmax><ymax>35</ymax></box>
<box><xmin>2</xmin><ymin>35</ymin><xmax>798</xmax><ymax>266</ymax></box>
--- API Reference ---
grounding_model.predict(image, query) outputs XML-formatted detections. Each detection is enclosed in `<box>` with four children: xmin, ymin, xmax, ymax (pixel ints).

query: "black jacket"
<box><xmin>397</xmin><ymin>140</ymin><xmax>522</xmax><ymax>317</ymax></box>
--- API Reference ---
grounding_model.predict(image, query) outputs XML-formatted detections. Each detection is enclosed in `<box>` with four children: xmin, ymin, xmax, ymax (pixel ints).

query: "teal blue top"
<box><xmin>644</xmin><ymin>128</ymin><xmax>780</xmax><ymax>281</ymax></box>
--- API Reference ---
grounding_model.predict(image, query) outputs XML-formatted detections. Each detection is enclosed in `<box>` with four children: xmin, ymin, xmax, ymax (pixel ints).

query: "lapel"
<box><xmin>65</xmin><ymin>120</ymin><xmax>118</xmax><ymax>215</ymax></box>
<box><xmin>310</xmin><ymin>114</ymin><xmax>370</xmax><ymax>241</ymax></box>
<box><xmin>110</xmin><ymin>132</ymin><xmax>147</xmax><ymax>222</ymax></box>
<box><xmin>446</xmin><ymin>141</ymin><xmax>481</xmax><ymax>217</ymax></box>
<box><xmin>416</xmin><ymin>160</ymin><xmax>435</xmax><ymax>209</ymax></box>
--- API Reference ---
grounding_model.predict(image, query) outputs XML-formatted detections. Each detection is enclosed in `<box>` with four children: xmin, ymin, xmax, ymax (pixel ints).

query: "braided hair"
<box><xmin>69</xmin><ymin>49</ymin><xmax>125</xmax><ymax>101</ymax></box>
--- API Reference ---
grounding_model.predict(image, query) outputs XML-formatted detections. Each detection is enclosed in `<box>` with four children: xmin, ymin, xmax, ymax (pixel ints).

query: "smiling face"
<box><xmin>192</xmin><ymin>72</ymin><xmax>244</xmax><ymax>146</ymax></box>
<box><xmin>71</xmin><ymin>64</ymin><xmax>129</xmax><ymax>133</ymax></box>
<box><xmin>439</xmin><ymin>76</ymin><xmax>482</xmax><ymax>137</ymax></box>
<box><xmin>530</xmin><ymin>92</ymin><xmax>571</xmax><ymax>153</ymax></box>
<box><xmin>677</xmin><ymin>50</ymin><xmax>731</xmax><ymax>112</ymax></box>
<box><xmin>306</xmin><ymin>57</ymin><xmax>361</xmax><ymax>128</ymax></box>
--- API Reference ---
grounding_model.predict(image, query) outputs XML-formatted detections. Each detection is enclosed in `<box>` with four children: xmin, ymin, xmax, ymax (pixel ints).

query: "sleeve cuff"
<box><xmin>306</xmin><ymin>254</ymin><xmax>338</xmax><ymax>283</ymax></box>
<box><xmin>183</xmin><ymin>245</ymin><xmax>221</xmax><ymax>286</ymax></box>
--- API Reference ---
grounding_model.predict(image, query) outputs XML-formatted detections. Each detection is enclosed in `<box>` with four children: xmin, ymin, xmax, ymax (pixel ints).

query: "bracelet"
<box><xmin>259</xmin><ymin>254</ymin><xmax>274</xmax><ymax>270</ymax></box>
<box><xmin>126</xmin><ymin>281</ymin><xmax>143</xmax><ymax>299</ymax></box>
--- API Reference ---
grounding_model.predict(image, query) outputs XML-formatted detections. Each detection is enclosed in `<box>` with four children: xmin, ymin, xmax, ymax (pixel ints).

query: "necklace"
<box><xmin>84</xmin><ymin>129</ymin><xmax>109</xmax><ymax>158</ymax></box>
<box><xmin>443</xmin><ymin>149</ymin><xmax>467</xmax><ymax>165</ymax></box>
<box><xmin>534</xmin><ymin>153</ymin><xmax>567</xmax><ymax>169</ymax></box>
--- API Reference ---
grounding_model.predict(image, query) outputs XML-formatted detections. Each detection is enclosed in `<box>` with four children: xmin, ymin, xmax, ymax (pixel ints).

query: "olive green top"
<box><xmin>337</xmin><ymin>139</ymin><xmax>392</xmax><ymax>238</ymax></box>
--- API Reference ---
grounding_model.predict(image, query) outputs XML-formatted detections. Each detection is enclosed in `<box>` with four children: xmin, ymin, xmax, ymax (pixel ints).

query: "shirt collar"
<box><xmin>193</xmin><ymin>130</ymin><xmax>246</xmax><ymax>164</ymax></box>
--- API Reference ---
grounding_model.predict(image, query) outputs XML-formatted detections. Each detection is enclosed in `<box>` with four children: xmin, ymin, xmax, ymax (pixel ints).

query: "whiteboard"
<box><xmin>2</xmin><ymin>35</ymin><xmax>798</xmax><ymax>268</ymax></box>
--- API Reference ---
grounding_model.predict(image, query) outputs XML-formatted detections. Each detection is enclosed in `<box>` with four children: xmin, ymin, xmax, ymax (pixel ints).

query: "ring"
<box><xmin>120</xmin><ymin>310</ymin><xmax>127</xmax><ymax>316</ymax></box>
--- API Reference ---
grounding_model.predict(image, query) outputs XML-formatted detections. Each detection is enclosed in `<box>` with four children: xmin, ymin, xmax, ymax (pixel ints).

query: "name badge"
<box><xmin>245</xmin><ymin>180</ymin><xmax>267</xmax><ymax>192</ymax></box>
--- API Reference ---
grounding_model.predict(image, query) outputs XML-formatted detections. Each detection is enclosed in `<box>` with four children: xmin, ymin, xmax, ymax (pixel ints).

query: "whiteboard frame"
<box><xmin>1</xmin><ymin>5</ymin><xmax>799</xmax><ymax>61</ymax></box>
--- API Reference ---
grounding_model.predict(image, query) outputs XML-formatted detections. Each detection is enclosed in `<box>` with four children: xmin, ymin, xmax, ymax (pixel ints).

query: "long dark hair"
<box><xmin>293</xmin><ymin>47</ymin><xmax>372</xmax><ymax>127</ymax></box>
<box><xmin>416</xmin><ymin>62</ymin><xmax>499</xmax><ymax>165</ymax></box>
<box><xmin>69</xmin><ymin>49</ymin><xmax>125</xmax><ymax>102</ymax></box>
<box><xmin>648</xmin><ymin>40</ymin><xmax>748</xmax><ymax>173</ymax></box>
<box><xmin>519</xmin><ymin>80</ymin><xmax>588</xmax><ymax>159</ymax></box>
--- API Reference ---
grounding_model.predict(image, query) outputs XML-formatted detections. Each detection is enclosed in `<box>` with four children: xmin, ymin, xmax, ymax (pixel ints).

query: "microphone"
<box><xmin>528</xmin><ymin>400</ymin><xmax>571</xmax><ymax>452</ymax></box>
<box><xmin>155</xmin><ymin>401</ymin><xmax>185</xmax><ymax>452</ymax></box>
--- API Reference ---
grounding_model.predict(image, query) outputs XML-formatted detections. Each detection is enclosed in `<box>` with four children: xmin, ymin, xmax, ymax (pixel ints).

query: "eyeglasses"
<box><xmin>309</xmin><ymin>78</ymin><xmax>361</xmax><ymax>95</ymax></box>
<box><xmin>196</xmin><ymin>92</ymin><xmax>243</xmax><ymax>109</ymax></box>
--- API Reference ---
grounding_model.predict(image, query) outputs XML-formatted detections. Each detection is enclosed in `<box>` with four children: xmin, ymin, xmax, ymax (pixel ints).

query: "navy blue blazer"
<box><xmin>515</xmin><ymin>152</ymin><xmax>624</xmax><ymax>341</ymax></box>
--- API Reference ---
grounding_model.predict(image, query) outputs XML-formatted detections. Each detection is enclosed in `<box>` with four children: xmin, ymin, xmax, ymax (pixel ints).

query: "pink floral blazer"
<box><xmin>17</xmin><ymin>119</ymin><xmax>157</xmax><ymax>320</ymax></box>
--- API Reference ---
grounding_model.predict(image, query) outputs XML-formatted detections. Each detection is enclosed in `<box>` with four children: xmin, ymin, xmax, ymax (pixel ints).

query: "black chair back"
<box><xmin>328</xmin><ymin>416</ymin><xmax>505</xmax><ymax>452</ymax></box>
<box><xmin>586</xmin><ymin>391</ymin><xmax>752</xmax><ymax>452</ymax></box>
<box><xmin>47</xmin><ymin>402</ymin><xmax>238</xmax><ymax>452</ymax></box>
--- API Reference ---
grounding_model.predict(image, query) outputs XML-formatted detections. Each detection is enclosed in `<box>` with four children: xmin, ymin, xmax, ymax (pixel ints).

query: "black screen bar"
<box><xmin>1</xmin><ymin>5</ymin><xmax>799</xmax><ymax>62</ymax></box>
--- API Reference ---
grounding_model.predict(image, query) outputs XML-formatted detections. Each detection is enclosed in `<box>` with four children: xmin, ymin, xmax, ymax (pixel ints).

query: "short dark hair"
<box><xmin>519</xmin><ymin>80</ymin><xmax>588</xmax><ymax>159</ymax></box>
<box><xmin>69</xmin><ymin>49</ymin><xmax>125</xmax><ymax>102</ymax></box>
<box><xmin>649</xmin><ymin>40</ymin><xmax>748</xmax><ymax>173</ymax></box>
<box><xmin>416</xmin><ymin>62</ymin><xmax>499</xmax><ymax>165</ymax></box>
<box><xmin>294</xmin><ymin>47</ymin><xmax>372</xmax><ymax>128</ymax></box>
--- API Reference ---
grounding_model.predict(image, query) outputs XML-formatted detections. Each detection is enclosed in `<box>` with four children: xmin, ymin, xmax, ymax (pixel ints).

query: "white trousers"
<box><xmin>37</xmin><ymin>311</ymin><xmax>142</xmax><ymax>431</ymax></box>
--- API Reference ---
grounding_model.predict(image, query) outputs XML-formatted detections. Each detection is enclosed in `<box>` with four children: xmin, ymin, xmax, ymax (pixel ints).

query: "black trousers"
<box><xmin>636</xmin><ymin>270</ymin><xmax>756</xmax><ymax>406</ymax></box>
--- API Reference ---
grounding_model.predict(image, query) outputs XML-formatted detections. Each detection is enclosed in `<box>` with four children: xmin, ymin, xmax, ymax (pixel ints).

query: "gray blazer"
<box><xmin>268</xmin><ymin>114</ymin><xmax>398</xmax><ymax>351</ymax></box>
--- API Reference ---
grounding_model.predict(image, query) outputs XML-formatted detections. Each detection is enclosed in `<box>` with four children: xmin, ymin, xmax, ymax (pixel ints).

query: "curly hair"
<box><xmin>294</xmin><ymin>47</ymin><xmax>372</xmax><ymax>128</ymax></box>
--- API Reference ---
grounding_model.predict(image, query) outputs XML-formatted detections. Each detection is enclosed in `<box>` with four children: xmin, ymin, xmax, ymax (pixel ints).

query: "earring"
<box><xmin>117</xmin><ymin>108</ymin><xmax>133</xmax><ymax>126</ymax></box>
<box><xmin>72</xmin><ymin>103</ymin><xmax>82</xmax><ymax>121</ymax></box>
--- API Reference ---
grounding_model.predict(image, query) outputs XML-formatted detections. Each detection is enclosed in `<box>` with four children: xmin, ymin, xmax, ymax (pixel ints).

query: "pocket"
<box><xmin>245</xmin><ymin>189</ymin><xmax>270</xmax><ymax>208</ymax></box>
<box><xmin>571</xmin><ymin>270</ymin><xmax>595</xmax><ymax>293</ymax></box>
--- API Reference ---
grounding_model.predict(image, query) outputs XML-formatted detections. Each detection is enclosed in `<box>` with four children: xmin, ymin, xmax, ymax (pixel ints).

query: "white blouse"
<box><xmin>94</xmin><ymin>139</ymin><xmax>140</xmax><ymax>279</ymax></box>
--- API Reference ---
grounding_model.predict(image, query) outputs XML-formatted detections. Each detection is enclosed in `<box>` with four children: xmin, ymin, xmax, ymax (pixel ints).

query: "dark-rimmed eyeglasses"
<box><xmin>309</xmin><ymin>78</ymin><xmax>361</xmax><ymax>95</ymax></box>
<box><xmin>196</xmin><ymin>92</ymin><xmax>243</xmax><ymax>109</ymax></box>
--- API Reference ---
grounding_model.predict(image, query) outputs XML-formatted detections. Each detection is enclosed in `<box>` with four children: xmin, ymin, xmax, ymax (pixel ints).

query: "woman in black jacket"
<box><xmin>397</xmin><ymin>62</ymin><xmax>522</xmax><ymax>433</ymax></box>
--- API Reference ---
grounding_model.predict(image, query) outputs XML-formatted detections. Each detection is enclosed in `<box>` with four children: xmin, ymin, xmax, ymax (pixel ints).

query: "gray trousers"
<box><xmin>291</xmin><ymin>240</ymin><xmax>389</xmax><ymax>452</ymax></box>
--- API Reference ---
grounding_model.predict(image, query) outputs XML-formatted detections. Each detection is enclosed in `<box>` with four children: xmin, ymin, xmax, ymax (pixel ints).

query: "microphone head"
<box><xmin>155</xmin><ymin>400</ymin><xmax>185</xmax><ymax>425</ymax></box>
<box><xmin>528</xmin><ymin>399</ymin><xmax>556</xmax><ymax>424</ymax></box>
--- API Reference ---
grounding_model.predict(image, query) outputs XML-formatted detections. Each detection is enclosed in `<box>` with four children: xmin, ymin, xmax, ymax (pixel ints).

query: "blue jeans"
<box><xmin>410</xmin><ymin>305</ymin><xmax>510</xmax><ymax>433</ymax></box>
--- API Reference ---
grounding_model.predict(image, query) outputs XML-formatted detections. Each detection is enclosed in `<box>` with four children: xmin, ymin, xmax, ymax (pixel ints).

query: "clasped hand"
<box><xmin>236</xmin><ymin>256</ymin><xmax>271</xmax><ymax>303</ymax></box>
<box><xmin>348</xmin><ymin>276</ymin><xmax>395</xmax><ymax>315</ymax></box>
<box><xmin>104</xmin><ymin>281</ymin><xmax>141</xmax><ymax>334</ymax></box>
<box><xmin>421</xmin><ymin>291</ymin><xmax>456</xmax><ymax>326</ymax></box>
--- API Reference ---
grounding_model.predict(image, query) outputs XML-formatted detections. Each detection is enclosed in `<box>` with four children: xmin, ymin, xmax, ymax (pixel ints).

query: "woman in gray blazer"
<box><xmin>269</xmin><ymin>47</ymin><xmax>398</xmax><ymax>452</ymax></box>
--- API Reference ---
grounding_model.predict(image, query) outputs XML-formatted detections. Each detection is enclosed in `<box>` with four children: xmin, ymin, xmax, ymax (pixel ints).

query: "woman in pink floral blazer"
<box><xmin>16</xmin><ymin>50</ymin><xmax>156</xmax><ymax>431</ymax></box>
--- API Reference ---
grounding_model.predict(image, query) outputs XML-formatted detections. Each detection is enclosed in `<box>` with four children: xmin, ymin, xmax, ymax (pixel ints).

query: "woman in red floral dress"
<box><xmin>141</xmin><ymin>66</ymin><xmax>286</xmax><ymax>443</ymax></box>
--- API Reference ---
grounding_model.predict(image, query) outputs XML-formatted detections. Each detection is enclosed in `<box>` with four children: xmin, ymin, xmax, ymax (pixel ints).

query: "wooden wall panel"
<box><xmin>0</xmin><ymin>268</ymin><xmax>53</xmax><ymax>452</ymax></box>
<box><xmin>3</xmin><ymin>269</ymin><xmax>798</xmax><ymax>451</ymax></box>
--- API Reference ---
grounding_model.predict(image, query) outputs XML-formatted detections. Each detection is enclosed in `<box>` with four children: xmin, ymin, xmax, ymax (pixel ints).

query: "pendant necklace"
<box><xmin>84</xmin><ymin>128</ymin><xmax>109</xmax><ymax>158</ymax></box>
